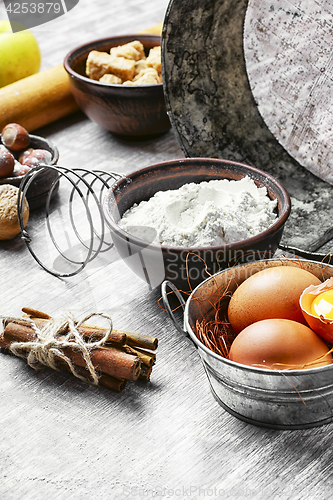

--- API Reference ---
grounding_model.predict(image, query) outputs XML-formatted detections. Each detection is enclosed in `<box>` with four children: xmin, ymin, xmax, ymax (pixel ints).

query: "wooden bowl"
<box><xmin>0</xmin><ymin>134</ymin><xmax>59</xmax><ymax>210</ymax></box>
<box><xmin>64</xmin><ymin>34</ymin><xmax>171</xmax><ymax>137</ymax></box>
<box><xmin>103</xmin><ymin>158</ymin><xmax>291</xmax><ymax>290</ymax></box>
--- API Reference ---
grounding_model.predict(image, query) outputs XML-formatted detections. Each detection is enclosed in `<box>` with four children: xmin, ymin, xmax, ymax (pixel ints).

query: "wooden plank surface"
<box><xmin>0</xmin><ymin>1</ymin><xmax>333</xmax><ymax>499</ymax></box>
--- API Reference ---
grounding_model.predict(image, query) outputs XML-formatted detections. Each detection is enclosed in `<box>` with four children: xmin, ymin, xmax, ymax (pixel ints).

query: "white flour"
<box><xmin>119</xmin><ymin>176</ymin><xmax>278</xmax><ymax>247</ymax></box>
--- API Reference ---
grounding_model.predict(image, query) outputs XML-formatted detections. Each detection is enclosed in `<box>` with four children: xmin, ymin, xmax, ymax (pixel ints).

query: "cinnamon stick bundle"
<box><xmin>20</xmin><ymin>308</ymin><xmax>159</xmax><ymax>350</ymax></box>
<box><xmin>0</xmin><ymin>330</ymin><xmax>127</xmax><ymax>392</ymax></box>
<box><xmin>56</xmin><ymin>360</ymin><xmax>127</xmax><ymax>393</ymax></box>
<box><xmin>2</xmin><ymin>322</ymin><xmax>141</xmax><ymax>381</ymax></box>
<box><xmin>5</xmin><ymin>316</ymin><xmax>127</xmax><ymax>345</ymax></box>
<box><xmin>0</xmin><ymin>308</ymin><xmax>158</xmax><ymax>392</ymax></box>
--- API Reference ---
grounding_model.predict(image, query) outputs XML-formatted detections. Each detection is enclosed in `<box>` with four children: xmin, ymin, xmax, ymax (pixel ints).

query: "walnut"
<box><xmin>0</xmin><ymin>184</ymin><xmax>29</xmax><ymax>240</ymax></box>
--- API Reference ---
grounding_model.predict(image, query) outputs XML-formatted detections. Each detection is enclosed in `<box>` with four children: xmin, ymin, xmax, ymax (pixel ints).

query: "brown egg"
<box><xmin>228</xmin><ymin>318</ymin><xmax>332</xmax><ymax>369</ymax></box>
<box><xmin>228</xmin><ymin>265</ymin><xmax>321</xmax><ymax>334</ymax></box>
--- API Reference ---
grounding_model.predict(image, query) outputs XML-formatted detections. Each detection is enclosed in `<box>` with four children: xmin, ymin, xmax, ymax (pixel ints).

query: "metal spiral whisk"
<box><xmin>17</xmin><ymin>164</ymin><xmax>123</xmax><ymax>278</ymax></box>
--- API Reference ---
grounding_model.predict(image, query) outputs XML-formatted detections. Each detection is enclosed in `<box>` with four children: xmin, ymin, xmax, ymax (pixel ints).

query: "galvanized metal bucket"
<box><xmin>162</xmin><ymin>258</ymin><xmax>333</xmax><ymax>429</ymax></box>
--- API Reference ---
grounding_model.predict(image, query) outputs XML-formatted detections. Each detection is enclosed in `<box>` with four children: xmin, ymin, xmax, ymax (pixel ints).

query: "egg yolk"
<box><xmin>311</xmin><ymin>290</ymin><xmax>333</xmax><ymax>320</ymax></box>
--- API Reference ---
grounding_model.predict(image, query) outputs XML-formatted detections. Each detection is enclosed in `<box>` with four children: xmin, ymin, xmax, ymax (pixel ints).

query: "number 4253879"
<box><xmin>6</xmin><ymin>2</ymin><xmax>62</xmax><ymax>14</ymax></box>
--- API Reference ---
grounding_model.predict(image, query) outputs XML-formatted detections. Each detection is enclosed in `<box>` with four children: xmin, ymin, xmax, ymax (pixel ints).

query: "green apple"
<box><xmin>0</xmin><ymin>20</ymin><xmax>41</xmax><ymax>88</ymax></box>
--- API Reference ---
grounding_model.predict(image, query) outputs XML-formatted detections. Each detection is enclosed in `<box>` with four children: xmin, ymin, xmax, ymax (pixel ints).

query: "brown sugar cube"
<box><xmin>124</xmin><ymin>68</ymin><xmax>161</xmax><ymax>85</ymax></box>
<box><xmin>86</xmin><ymin>50</ymin><xmax>135</xmax><ymax>81</ymax></box>
<box><xmin>133</xmin><ymin>67</ymin><xmax>159</xmax><ymax>82</ymax></box>
<box><xmin>86</xmin><ymin>51</ymin><xmax>113</xmax><ymax>80</ymax></box>
<box><xmin>110</xmin><ymin>40</ymin><xmax>145</xmax><ymax>61</ymax></box>
<box><xmin>108</xmin><ymin>56</ymin><xmax>136</xmax><ymax>81</ymax></box>
<box><xmin>134</xmin><ymin>59</ymin><xmax>148</xmax><ymax>77</ymax></box>
<box><xmin>146</xmin><ymin>46</ymin><xmax>161</xmax><ymax>73</ymax></box>
<box><xmin>99</xmin><ymin>74</ymin><xmax>123</xmax><ymax>84</ymax></box>
<box><xmin>130</xmin><ymin>40</ymin><xmax>145</xmax><ymax>59</ymax></box>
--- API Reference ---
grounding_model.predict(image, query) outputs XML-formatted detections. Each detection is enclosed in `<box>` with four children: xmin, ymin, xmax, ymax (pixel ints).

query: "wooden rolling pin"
<box><xmin>0</xmin><ymin>23</ymin><xmax>163</xmax><ymax>132</ymax></box>
<box><xmin>0</xmin><ymin>64</ymin><xmax>79</xmax><ymax>132</ymax></box>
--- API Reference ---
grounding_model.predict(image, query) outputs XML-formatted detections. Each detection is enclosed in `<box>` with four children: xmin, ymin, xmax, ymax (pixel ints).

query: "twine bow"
<box><xmin>8</xmin><ymin>311</ymin><xmax>113</xmax><ymax>385</ymax></box>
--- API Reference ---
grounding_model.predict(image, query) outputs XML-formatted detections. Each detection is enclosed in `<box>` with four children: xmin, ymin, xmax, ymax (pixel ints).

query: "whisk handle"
<box><xmin>161</xmin><ymin>280</ymin><xmax>196</xmax><ymax>345</ymax></box>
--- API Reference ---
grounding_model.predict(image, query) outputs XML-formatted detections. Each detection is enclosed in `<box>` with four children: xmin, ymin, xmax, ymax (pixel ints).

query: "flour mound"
<box><xmin>119</xmin><ymin>176</ymin><xmax>278</xmax><ymax>247</ymax></box>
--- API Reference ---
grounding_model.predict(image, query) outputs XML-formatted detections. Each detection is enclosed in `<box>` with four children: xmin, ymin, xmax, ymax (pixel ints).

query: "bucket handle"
<box><xmin>161</xmin><ymin>280</ymin><xmax>187</xmax><ymax>336</ymax></box>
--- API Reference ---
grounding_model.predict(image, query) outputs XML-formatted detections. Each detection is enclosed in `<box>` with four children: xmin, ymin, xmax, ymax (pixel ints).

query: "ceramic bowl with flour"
<box><xmin>103</xmin><ymin>158</ymin><xmax>291</xmax><ymax>290</ymax></box>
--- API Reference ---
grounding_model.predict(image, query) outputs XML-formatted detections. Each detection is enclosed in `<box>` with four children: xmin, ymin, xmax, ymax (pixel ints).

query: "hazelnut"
<box><xmin>0</xmin><ymin>146</ymin><xmax>15</xmax><ymax>177</ymax></box>
<box><xmin>0</xmin><ymin>184</ymin><xmax>29</xmax><ymax>240</ymax></box>
<box><xmin>12</xmin><ymin>161</ymin><xmax>31</xmax><ymax>177</ymax></box>
<box><xmin>18</xmin><ymin>148</ymin><xmax>34</xmax><ymax>164</ymax></box>
<box><xmin>1</xmin><ymin>123</ymin><xmax>30</xmax><ymax>151</ymax></box>
<box><xmin>21</xmin><ymin>148</ymin><xmax>52</xmax><ymax>167</ymax></box>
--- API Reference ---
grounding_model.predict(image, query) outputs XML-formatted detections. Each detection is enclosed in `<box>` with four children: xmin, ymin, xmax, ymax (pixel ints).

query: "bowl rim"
<box><xmin>103</xmin><ymin>157</ymin><xmax>291</xmax><ymax>252</ymax></box>
<box><xmin>184</xmin><ymin>257</ymin><xmax>333</xmax><ymax>375</ymax></box>
<box><xmin>0</xmin><ymin>133</ymin><xmax>59</xmax><ymax>182</ymax></box>
<box><xmin>63</xmin><ymin>33</ymin><xmax>164</xmax><ymax>89</ymax></box>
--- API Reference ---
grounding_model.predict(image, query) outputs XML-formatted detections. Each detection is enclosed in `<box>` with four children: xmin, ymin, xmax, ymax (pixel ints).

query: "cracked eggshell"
<box><xmin>300</xmin><ymin>278</ymin><xmax>333</xmax><ymax>343</ymax></box>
